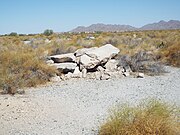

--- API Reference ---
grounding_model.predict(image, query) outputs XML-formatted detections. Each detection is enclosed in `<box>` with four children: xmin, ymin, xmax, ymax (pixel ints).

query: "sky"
<box><xmin>0</xmin><ymin>0</ymin><xmax>180</xmax><ymax>34</ymax></box>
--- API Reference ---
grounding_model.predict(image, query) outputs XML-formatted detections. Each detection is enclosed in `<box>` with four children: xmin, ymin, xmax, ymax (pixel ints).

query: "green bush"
<box><xmin>9</xmin><ymin>32</ymin><xmax>18</xmax><ymax>36</ymax></box>
<box><xmin>43</xmin><ymin>29</ymin><xmax>53</xmax><ymax>36</ymax></box>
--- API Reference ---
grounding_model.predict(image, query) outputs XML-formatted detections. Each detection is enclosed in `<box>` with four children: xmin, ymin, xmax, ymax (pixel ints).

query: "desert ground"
<box><xmin>0</xmin><ymin>66</ymin><xmax>179</xmax><ymax>135</ymax></box>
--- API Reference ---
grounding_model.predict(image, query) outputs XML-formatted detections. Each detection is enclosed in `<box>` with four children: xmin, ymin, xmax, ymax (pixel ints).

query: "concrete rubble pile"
<box><xmin>47</xmin><ymin>44</ymin><xmax>144</xmax><ymax>82</ymax></box>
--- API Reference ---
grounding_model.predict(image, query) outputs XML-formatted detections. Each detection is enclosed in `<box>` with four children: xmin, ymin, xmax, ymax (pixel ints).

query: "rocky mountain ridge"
<box><xmin>71</xmin><ymin>20</ymin><xmax>180</xmax><ymax>32</ymax></box>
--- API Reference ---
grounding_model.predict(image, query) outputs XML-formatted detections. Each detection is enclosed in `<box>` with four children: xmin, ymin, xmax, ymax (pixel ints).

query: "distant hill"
<box><xmin>70</xmin><ymin>20</ymin><xmax>180</xmax><ymax>32</ymax></box>
<box><xmin>71</xmin><ymin>23</ymin><xmax>137</xmax><ymax>32</ymax></box>
<box><xmin>140</xmin><ymin>20</ymin><xmax>180</xmax><ymax>30</ymax></box>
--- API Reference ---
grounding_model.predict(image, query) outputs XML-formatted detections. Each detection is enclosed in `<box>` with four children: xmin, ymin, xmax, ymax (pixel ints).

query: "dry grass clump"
<box><xmin>99</xmin><ymin>100</ymin><xmax>180</xmax><ymax>135</ymax></box>
<box><xmin>158</xmin><ymin>42</ymin><xmax>180</xmax><ymax>67</ymax></box>
<box><xmin>0</xmin><ymin>43</ymin><xmax>57</xmax><ymax>94</ymax></box>
<box><xmin>49</xmin><ymin>43</ymin><xmax>78</xmax><ymax>55</ymax></box>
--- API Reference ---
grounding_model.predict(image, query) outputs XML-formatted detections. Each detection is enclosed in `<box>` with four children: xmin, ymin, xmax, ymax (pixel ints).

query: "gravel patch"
<box><xmin>0</xmin><ymin>66</ymin><xmax>180</xmax><ymax>135</ymax></box>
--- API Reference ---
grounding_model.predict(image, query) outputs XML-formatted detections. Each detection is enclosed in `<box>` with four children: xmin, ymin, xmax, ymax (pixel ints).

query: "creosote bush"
<box><xmin>99</xmin><ymin>100</ymin><xmax>180</xmax><ymax>135</ymax></box>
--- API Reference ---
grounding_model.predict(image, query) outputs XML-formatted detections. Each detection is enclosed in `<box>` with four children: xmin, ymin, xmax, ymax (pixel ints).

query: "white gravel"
<box><xmin>0</xmin><ymin>66</ymin><xmax>180</xmax><ymax>135</ymax></box>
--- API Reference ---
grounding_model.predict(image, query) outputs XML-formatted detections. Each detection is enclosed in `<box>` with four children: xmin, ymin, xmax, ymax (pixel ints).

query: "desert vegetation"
<box><xmin>43</xmin><ymin>29</ymin><xmax>54</xmax><ymax>36</ymax></box>
<box><xmin>99</xmin><ymin>100</ymin><xmax>180</xmax><ymax>135</ymax></box>
<box><xmin>0</xmin><ymin>30</ymin><xmax>179</xmax><ymax>94</ymax></box>
<box><xmin>0</xmin><ymin>36</ymin><xmax>57</xmax><ymax>94</ymax></box>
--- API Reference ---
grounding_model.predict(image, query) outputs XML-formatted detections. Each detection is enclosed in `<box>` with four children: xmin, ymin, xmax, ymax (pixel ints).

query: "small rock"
<box><xmin>50</xmin><ymin>76</ymin><xmax>61</xmax><ymax>82</ymax></box>
<box><xmin>46</xmin><ymin>60</ymin><xmax>54</xmax><ymax>64</ymax></box>
<box><xmin>17</xmin><ymin>89</ymin><xmax>25</xmax><ymax>94</ymax></box>
<box><xmin>137</xmin><ymin>73</ymin><xmax>144</xmax><ymax>78</ymax></box>
<box><xmin>123</xmin><ymin>72</ymin><xmax>130</xmax><ymax>77</ymax></box>
<box><xmin>72</xmin><ymin>67</ymin><xmax>82</xmax><ymax>78</ymax></box>
<box><xmin>95</xmin><ymin>71</ymin><xmax>101</xmax><ymax>80</ymax></box>
<box><xmin>82</xmin><ymin>68</ymin><xmax>87</xmax><ymax>78</ymax></box>
<box><xmin>60</xmin><ymin>74</ymin><xmax>66</xmax><ymax>80</ymax></box>
<box><xmin>124</xmin><ymin>66</ymin><xmax>132</xmax><ymax>73</ymax></box>
<box><xmin>73</xmin><ymin>66</ymin><xmax>80</xmax><ymax>74</ymax></box>
<box><xmin>65</xmin><ymin>72</ymin><xmax>73</xmax><ymax>79</ymax></box>
<box><xmin>100</xmin><ymin>73</ymin><xmax>110</xmax><ymax>80</ymax></box>
<box><xmin>87</xmin><ymin>72</ymin><xmax>96</xmax><ymax>79</ymax></box>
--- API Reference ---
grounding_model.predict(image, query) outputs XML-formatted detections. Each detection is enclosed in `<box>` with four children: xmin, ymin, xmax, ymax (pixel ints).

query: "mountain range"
<box><xmin>71</xmin><ymin>20</ymin><xmax>180</xmax><ymax>32</ymax></box>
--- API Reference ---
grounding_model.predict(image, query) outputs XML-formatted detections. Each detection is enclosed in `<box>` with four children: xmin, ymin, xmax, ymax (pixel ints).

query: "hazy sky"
<box><xmin>0</xmin><ymin>0</ymin><xmax>180</xmax><ymax>34</ymax></box>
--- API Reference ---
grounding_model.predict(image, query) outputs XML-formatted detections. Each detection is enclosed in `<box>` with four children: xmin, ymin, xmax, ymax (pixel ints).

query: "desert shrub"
<box><xmin>99</xmin><ymin>100</ymin><xmax>180</xmax><ymax>135</ymax></box>
<box><xmin>158</xmin><ymin>43</ymin><xmax>180</xmax><ymax>67</ymax></box>
<box><xmin>129</xmin><ymin>51</ymin><xmax>165</xmax><ymax>74</ymax></box>
<box><xmin>116</xmin><ymin>55</ymin><xmax>131</xmax><ymax>68</ymax></box>
<box><xmin>43</xmin><ymin>29</ymin><xmax>53</xmax><ymax>36</ymax></box>
<box><xmin>76</xmin><ymin>38</ymin><xmax>95</xmax><ymax>47</ymax></box>
<box><xmin>0</xmin><ymin>43</ymin><xmax>57</xmax><ymax>94</ymax></box>
<box><xmin>104</xmin><ymin>37</ymin><xmax>118</xmax><ymax>46</ymax></box>
<box><xmin>9</xmin><ymin>32</ymin><xmax>18</xmax><ymax>36</ymax></box>
<box><xmin>117</xmin><ymin>51</ymin><xmax>165</xmax><ymax>75</ymax></box>
<box><xmin>19</xmin><ymin>34</ymin><xmax>26</xmax><ymax>36</ymax></box>
<box><xmin>49</xmin><ymin>43</ymin><xmax>78</xmax><ymax>55</ymax></box>
<box><xmin>51</xmin><ymin>45</ymin><xmax>69</xmax><ymax>55</ymax></box>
